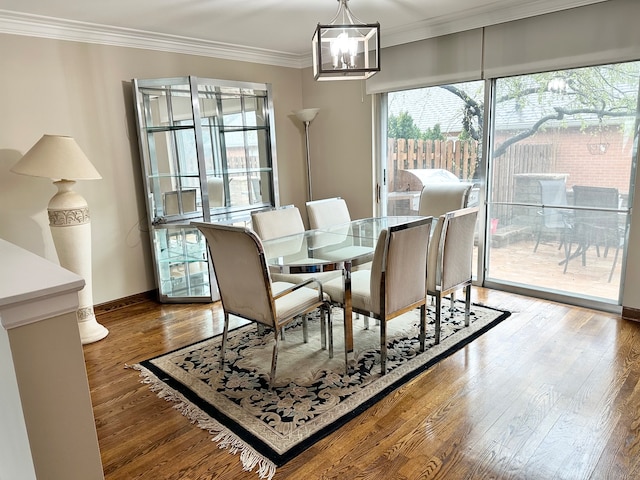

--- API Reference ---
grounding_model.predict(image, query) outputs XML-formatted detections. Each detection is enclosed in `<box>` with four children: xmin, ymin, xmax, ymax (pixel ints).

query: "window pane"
<box><xmin>386</xmin><ymin>81</ymin><xmax>484</xmax><ymax>279</ymax></box>
<box><xmin>486</xmin><ymin>62</ymin><xmax>639</xmax><ymax>302</ymax></box>
<box><xmin>386</xmin><ymin>81</ymin><xmax>484</xmax><ymax>216</ymax></box>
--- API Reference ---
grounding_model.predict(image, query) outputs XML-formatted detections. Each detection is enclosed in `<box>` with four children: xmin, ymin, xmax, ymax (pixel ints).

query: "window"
<box><xmin>382</xmin><ymin>61</ymin><xmax>640</xmax><ymax>308</ymax></box>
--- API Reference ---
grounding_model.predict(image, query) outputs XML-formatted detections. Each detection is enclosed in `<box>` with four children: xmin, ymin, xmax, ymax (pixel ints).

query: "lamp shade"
<box><xmin>294</xmin><ymin>108</ymin><xmax>320</xmax><ymax>123</ymax></box>
<box><xmin>11</xmin><ymin>135</ymin><xmax>102</xmax><ymax>180</ymax></box>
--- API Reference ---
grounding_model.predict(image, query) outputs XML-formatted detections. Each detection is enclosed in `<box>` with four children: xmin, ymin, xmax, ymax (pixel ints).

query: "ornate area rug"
<box><xmin>134</xmin><ymin>301</ymin><xmax>510</xmax><ymax>479</ymax></box>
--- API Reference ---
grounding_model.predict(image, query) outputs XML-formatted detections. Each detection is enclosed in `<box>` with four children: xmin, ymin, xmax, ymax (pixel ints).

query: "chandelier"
<box><xmin>312</xmin><ymin>0</ymin><xmax>380</xmax><ymax>81</ymax></box>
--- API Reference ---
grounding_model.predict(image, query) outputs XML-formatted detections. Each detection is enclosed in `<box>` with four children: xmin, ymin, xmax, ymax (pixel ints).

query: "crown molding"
<box><xmin>0</xmin><ymin>9</ymin><xmax>307</xmax><ymax>69</ymax></box>
<box><xmin>382</xmin><ymin>0</ymin><xmax>608</xmax><ymax>49</ymax></box>
<box><xmin>0</xmin><ymin>0</ymin><xmax>608</xmax><ymax>70</ymax></box>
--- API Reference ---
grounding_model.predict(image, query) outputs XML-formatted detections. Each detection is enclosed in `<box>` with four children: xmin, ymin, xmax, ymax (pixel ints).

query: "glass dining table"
<box><xmin>262</xmin><ymin>216</ymin><xmax>424</xmax><ymax>372</ymax></box>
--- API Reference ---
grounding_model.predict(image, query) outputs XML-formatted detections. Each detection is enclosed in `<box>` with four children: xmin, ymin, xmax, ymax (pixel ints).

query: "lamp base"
<box><xmin>49</xmin><ymin>179</ymin><xmax>108</xmax><ymax>344</ymax></box>
<box><xmin>78</xmin><ymin>312</ymin><xmax>109</xmax><ymax>344</ymax></box>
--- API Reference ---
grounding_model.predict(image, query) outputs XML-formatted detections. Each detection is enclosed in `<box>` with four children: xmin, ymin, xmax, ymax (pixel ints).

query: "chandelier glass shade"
<box><xmin>312</xmin><ymin>0</ymin><xmax>380</xmax><ymax>81</ymax></box>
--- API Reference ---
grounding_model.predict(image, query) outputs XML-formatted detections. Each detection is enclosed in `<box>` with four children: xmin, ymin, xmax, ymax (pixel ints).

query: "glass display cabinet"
<box><xmin>132</xmin><ymin>76</ymin><xmax>279</xmax><ymax>302</ymax></box>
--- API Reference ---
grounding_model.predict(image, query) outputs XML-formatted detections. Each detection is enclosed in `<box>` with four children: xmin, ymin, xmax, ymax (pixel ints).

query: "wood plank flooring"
<box><xmin>84</xmin><ymin>288</ymin><xmax>640</xmax><ymax>479</ymax></box>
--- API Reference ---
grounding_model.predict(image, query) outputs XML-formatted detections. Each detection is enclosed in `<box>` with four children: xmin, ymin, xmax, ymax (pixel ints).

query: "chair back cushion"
<box><xmin>572</xmin><ymin>185</ymin><xmax>620</xmax><ymax>234</ymax></box>
<box><xmin>368</xmin><ymin>229</ymin><xmax>388</xmax><ymax>312</ymax></box>
<box><xmin>194</xmin><ymin>223</ymin><xmax>275</xmax><ymax>327</ymax></box>
<box><xmin>418</xmin><ymin>182</ymin><xmax>473</xmax><ymax>219</ymax></box>
<box><xmin>538</xmin><ymin>179</ymin><xmax>568</xmax><ymax>228</ymax></box>
<box><xmin>370</xmin><ymin>219</ymin><xmax>431</xmax><ymax>316</ymax></box>
<box><xmin>436</xmin><ymin>207</ymin><xmax>478</xmax><ymax>292</ymax></box>
<box><xmin>251</xmin><ymin>206</ymin><xmax>305</xmax><ymax>241</ymax></box>
<box><xmin>427</xmin><ymin>216</ymin><xmax>445</xmax><ymax>291</ymax></box>
<box><xmin>306</xmin><ymin>197</ymin><xmax>351</xmax><ymax>229</ymax></box>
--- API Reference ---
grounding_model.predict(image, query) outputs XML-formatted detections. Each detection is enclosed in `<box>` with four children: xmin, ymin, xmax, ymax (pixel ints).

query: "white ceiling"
<box><xmin>0</xmin><ymin>0</ymin><xmax>608</xmax><ymax>67</ymax></box>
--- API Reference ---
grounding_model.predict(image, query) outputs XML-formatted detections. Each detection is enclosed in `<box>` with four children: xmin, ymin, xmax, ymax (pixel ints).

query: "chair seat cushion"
<box><xmin>322</xmin><ymin>270</ymin><xmax>377</xmax><ymax>314</ymax></box>
<box><xmin>272</xmin><ymin>281</ymin><xmax>328</xmax><ymax>323</ymax></box>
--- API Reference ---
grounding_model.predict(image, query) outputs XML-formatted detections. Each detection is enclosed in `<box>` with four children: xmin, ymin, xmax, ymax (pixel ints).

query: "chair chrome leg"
<box><xmin>380</xmin><ymin>318</ymin><xmax>387</xmax><ymax>374</ymax></box>
<box><xmin>220</xmin><ymin>313</ymin><xmax>230</xmax><ymax>367</ymax></box>
<box><xmin>419</xmin><ymin>304</ymin><xmax>426</xmax><ymax>351</ymax></box>
<box><xmin>302</xmin><ymin>314</ymin><xmax>309</xmax><ymax>343</ymax></box>
<box><xmin>435</xmin><ymin>294</ymin><xmax>442</xmax><ymax>344</ymax></box>
<box><xmin>327</xmin><ymin>305</ymin><xmax>334</xmax><ymax>359</ymax></box>
<box><xmin>320</xmin><ymin>309</ymin><xmax>327</xmax><ymax>350</ymax></box>
<box><xmin>270</xmin><ymin>334</ymin><xmax>279</xmax><ymax>390</ymax></box>
<box><xmin>464</xmin><ymin>285</ymin><xmax>472</xmax><ymax>327</ymax></box>
<box><xmin>450</xmin><ymin>292</ymin><xmax>455</xmax><ymax>318</ymax></box>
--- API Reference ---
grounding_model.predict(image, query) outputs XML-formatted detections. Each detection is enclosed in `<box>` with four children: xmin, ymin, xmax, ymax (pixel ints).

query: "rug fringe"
<box><xmin>128</xmin><ymin>364</ymin><xmax>277</xmax><ymax>480</ymax></box>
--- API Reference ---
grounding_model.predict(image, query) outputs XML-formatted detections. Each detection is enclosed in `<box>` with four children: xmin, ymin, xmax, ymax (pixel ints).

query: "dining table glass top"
<box><xmin>262</xmin><ymin>216</ymin><xmax>423</xmax><ymax>273</ymax></box>
<box><xmin>261</xmin><ymin>215</ymin><xmax>429</xmax><ymax>372</ymax></box>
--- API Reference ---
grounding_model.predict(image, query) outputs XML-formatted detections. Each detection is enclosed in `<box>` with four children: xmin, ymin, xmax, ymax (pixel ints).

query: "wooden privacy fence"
<box><xmin>388</xmin><ymin>138</ymin><xmax>555</xmax><ymax>226</ymax></box>
<box><xmin>387</xmin><ymin>138</ymin><xmax>479</xmax><ymax>188</ymax></box>
<box><xmin>489</xmin><ymin>144</ymin><xmax>555</xmax><ymax>225</ymax></box>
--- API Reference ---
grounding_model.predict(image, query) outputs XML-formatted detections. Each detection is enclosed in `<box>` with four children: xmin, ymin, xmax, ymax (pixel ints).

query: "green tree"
<box><xmin>442</xmin><ymin>63</ymin><xmax>640</xmax><ymax>158</ymax></box>
<box><xmin>388</xmin><ymin>111</ymin><xmax>421</xmax><ymax>140</ymax></box>
<box><xmin>422</xmin><ymin>123</ymin><xmax>445</xmax><ymax>141</ymax></box>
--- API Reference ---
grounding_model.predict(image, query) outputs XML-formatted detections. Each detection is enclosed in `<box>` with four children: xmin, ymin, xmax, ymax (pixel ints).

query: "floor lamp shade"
<box><xmin>294</xmin><ymin>109</ymin><xmax>320</xmax><ymax>201</ymax></box>
<box><xmin>11</xmin><ymin>135</ymin><xmax>109</xmax><ymax>344</ymax></box>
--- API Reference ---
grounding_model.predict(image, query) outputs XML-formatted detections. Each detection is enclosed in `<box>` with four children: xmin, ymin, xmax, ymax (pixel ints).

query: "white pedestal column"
<box><xmin>48</xmin><ymin>180</ymin><xmax>108</xmax><ymax>344</ymax></box>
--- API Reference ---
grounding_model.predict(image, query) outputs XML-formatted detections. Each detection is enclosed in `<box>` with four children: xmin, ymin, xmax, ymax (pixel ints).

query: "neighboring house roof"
<box><xmin>387</xmin><ymin>79</ymin><xmax>633</xmax><ymax>135</ymax></box>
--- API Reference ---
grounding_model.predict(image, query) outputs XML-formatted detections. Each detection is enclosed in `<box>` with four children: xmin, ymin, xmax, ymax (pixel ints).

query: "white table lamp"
<box><xmin>294</xmin><ymin>108</ymin><xmax>320</xmax><ymax>201</ymax></box>
<box><xmin>11</xmin><ymin>135</ymin><xmax>109</xmax><ymax>344</ymax></box>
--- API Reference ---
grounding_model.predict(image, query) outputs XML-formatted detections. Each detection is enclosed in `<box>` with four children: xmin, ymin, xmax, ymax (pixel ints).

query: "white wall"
<box><xmin>0</xmin><ymin>326</ymin><xmax>36</xmax><ymax>480</ymax></box>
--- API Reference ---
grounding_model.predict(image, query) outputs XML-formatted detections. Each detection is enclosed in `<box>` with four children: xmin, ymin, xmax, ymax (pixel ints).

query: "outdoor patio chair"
<box><xmin>533</xmin><ymin>178</ymin><xmax>571</xmax><ymax>253</ymax></box>
<box><xmin>564</xmin><ymin>185</ymin><xmax>622</xmax><ymax>282</ymax></box>
<box><xmin>192</xmin><ymin>222</ymin><xmax>332</xmax><ymax>389</ymax></box>
<box><xmin>427</xmin><ymin>207</ymin><xmax>478</xmax><ymax>344</ymax></box>
<box><xmin>322</xmin><ymin>217</ymin><xmax>432</xmax><ymax>374</ymax></box>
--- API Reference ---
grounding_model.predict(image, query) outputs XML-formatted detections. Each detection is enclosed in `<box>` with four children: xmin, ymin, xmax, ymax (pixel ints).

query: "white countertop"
<box><xmin>0</xmin><ymin>239</ymin><xmax>84</xmax><ymax>329</ymax></box>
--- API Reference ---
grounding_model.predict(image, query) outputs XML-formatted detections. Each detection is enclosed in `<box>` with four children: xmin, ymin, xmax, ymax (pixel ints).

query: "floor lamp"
<box><xmin>11</xmin><ymin>135</ymin><xmax>109</xmax><ymax>344</ymax></box>
<box><xmin>294</xmin><ymin>108</ymin><xmax>320</xmax><ymax>201</ymax></box>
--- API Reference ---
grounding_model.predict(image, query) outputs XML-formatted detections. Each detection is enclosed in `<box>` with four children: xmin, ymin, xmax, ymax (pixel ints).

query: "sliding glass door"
<box><xmin>381</xmin><ymin>60</ymin><xmax>639</xmax><ymax>309</ymax></box>
<box><xmin>383</xmin><ymin>81</ymin><xmax>485</xmax><ymax>277</ymax></box>
<box><xmin>485</xmin><ymin>62</ymin><xmax>639</xmax><ymax>306</ymax></box>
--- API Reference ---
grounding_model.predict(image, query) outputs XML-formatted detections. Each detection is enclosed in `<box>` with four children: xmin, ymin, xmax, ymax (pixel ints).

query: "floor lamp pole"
<box><xmin>294</xmin><ymin>108</ymin><xmax>320</xmax><ymax>203</ymax></box>
<box><xmin>303</xmin><ymin>120</ymin><xmax>313</xmax><ymax>201</ymax></box>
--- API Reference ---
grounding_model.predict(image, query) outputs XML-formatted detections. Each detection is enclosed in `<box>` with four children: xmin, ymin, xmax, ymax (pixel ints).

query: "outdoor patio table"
<box><xmin>263</xmin><ymin>216</ymin><xmax>426</xmax><ymax>372</ymax></box>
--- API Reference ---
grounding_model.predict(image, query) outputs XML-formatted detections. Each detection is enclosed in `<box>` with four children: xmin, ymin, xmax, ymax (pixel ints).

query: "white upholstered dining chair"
<box><xmin>251</xmin><ymin>205</ymin><xmax>306</xmax><ymax>240</ymax></box>
<box><xmin>192</xmin><ymin>222</ymin><xmax>332</xmax><ymax>389</ymax></box>
<box><xmin>418</xmin><ymin>182</ymin><xmax>474</xmax><ymax>219</ymax></box>
<box><xmin>306</xmin><ymin>197</ymin><xmax>351</xmax><ymax>229</ymax></box>
<box><xmin>306</xmin><ymin>196</ymin><xmax>372</xmax><ymax>272</ymax></box>
<box><xmin>251</xmin><ymin>205</ymin><xmax>341</xmax><ymax>285</ymax></box>
<box><xmin>322</xmin><ymin>217</ymin><xmax>432</xmax><ymax>374</ymax></box>
<box><xmin>427</xmin><ymin>207</ymin><xmax>478</xmax><ymax>344</ymax></box>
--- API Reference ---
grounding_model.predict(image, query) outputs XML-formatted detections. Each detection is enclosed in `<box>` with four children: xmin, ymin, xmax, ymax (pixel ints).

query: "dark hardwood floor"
<box><xmin>84</xmin><ymin>288</ymin><xmax>640</xmax><ymax>479</ymax></box>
